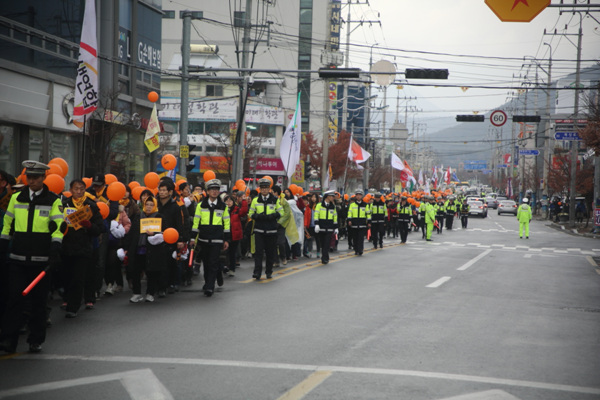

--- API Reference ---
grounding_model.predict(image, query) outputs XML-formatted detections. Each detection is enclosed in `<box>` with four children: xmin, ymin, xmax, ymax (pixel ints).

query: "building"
<box><xmin>0</xmin><ymin>0</ymin><xmax>163</xmax><ymax>183</ymax></box>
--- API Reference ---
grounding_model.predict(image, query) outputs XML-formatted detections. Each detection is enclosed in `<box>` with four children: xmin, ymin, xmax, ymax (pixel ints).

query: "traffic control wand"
<box><xmin>188</xmin><ymin>249</ymin><xmax>194</xmax><ymax>268</ymax></box>
<box><xmin>22</xmin><ymin>267</ymin><xmax>50</xmax><ymax>296</ymax></box>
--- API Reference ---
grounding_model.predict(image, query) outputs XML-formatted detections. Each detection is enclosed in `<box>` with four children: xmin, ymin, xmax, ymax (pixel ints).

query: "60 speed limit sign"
<box><xmin>490</xmin><ymin>110</ymin><xmax>507</xmax><ymax>127</ymax></box>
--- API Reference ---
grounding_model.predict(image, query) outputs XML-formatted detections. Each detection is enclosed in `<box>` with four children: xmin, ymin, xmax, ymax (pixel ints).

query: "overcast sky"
<box><xmin>343</xmin><ymin>0</ymin><xmax>600</xmax><ymax>134</ymax></box>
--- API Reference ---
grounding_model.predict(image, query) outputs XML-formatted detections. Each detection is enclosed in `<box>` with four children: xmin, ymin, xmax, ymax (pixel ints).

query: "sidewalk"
<box><xmin>535</xmin><ymin>215</ymin><xmax>600</xmax><ymax>239</ymax></box>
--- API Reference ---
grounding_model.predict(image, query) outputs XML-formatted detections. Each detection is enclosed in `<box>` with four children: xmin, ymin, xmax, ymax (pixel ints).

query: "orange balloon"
<box><xmin>262</xmin><ymin>176</ymin><xmax>273</xmax><ymax>187</ymax></box>
<box><xmin>107</xmin><ymin>181</ymin><xmax>127</xmax><ymax>201</ymax></box>
<box><xmin>161</xmin><ymin>154</ymin><xmax>177</xmax><ymax>170</ymax></box>
<box><xmin>82</xmin><ymin>177</ymin><xmax>92</xmax><ymax>188</ymax></box>
<box><xmin>105</xmin><ymin>174</ymin><xmax>118</xmax><ymax>185</ymax></box>
<box><xmin>294</xmin><ymin>186</ymin><xmax>303</xmax><ymax>196</ymax></box>
<box><xmin>151</xmin><ymin>187</ymin><xmax>158</xmax><ymax>195</ymax></box>
<box><xmin>175</xmin><ymin>179</ymin><xmax>187</xmax><ymax>192</ymax></box>
<box><xmin>62</xmin><ymin>191</ymin><xmax>72</xmax><ymax>198</ymax></box>
<box><xmin>148</xmin><ymin>91</ymin><xmax>159</xmax><ymax>103</ymax></box>
<box><xmin>132</xmin><ymin>186</ymin><xmax>146</xmax><ymax>201</ymax></box>
<box><xmin>128</xmin><ymin>181</ymin><xmax>140</xmax><ymax>190</ymax></box>
<box><xmin>97</xmin><ymin>202</ymin><xmax>109</xmax><ymax>219</ymax></box>
<box><xmin>163</xmin><ymin>227</ymin><xmax>179</xmax><ymax>244</ymax></box>
<box><xmin>49</xmin><ymin>158</ymin><xmax>69</xmax><ymax>177</ymax></box>
<box><xmin>47</xmin><ymin>163</ymin><xmax>64</xmax><ymax>177</ymax></box>
<box><xmin>144</xmin><ymin>172</ymin><xmax>160</xmax><ymax>189</ymax></box>
<box><xmin>203</xmin><ymin>170</ymin><xmax>216</xmax><ymax>182</ymax></box>
<box><xmin>288</xmin><ymin>184</ymin><xmax>298</xmax><ymax>194</ymax></box>
<box><xmin>44</xmin><ymin>174</ymin><xmax>65</xmax><ymax>195</ymax></box>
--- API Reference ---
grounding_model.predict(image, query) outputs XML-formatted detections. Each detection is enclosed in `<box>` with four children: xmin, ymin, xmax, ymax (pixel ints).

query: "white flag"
<box><xmin>391</xmin><ymin>153</ymin><xmax>405</xmax><ymax>171</ymax></box>
<box><xmin>73</xmin><ymin>0</ymin><xmax>98</xmax><ymax>129</ymax></box>
<box><xmin>418</xmin><ymin>169</ymin><xmax>424</xmax><ymax>186</ymax></box>
<box><xmin>280</xmin><ymin>93</ymin><xmax>302</xmax><ymax>179</ymax></box>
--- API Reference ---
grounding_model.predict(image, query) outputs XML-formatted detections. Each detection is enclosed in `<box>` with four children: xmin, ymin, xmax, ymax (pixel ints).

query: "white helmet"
<box><xmin>523</xmin><ymin>198</ymin><xmax>529</xmax><ymax>203</ymax></box>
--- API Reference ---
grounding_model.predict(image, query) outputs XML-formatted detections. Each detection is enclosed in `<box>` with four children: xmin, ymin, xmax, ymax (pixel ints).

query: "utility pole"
<box><xmin>569</xmin><ymin>13</ymin><xmax>583</xmax><ymax>228</ymax></box>
<box><xmin>179</xmin><ymin>11</ymin><xmax>191</xmax><ymax>179</ymax></box>
<box><xmin>541</xmin><ymin>42</ymin><xmax>553</xmax><ymax>212</ymax></box>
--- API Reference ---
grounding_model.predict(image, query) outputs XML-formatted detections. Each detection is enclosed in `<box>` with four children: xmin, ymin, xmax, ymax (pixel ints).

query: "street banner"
<box><xmin>144</xmin><ymin>104</ymin><xmax>160</xmax><ymax>152</ymax></box>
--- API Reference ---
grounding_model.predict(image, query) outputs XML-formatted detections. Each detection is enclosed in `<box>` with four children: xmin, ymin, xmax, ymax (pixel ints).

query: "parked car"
<box><xmin>497</xmin><ymin>200</ymin><xmax>518</xmax><ymax>216</ymax></box>
<box><xmin>468</xmin><ymin>201</ymin><xmax>487</xmax><ymax>218</ymax></box>
<box><xmin>485</xmin><ymin>196</ymin><xmax>499</xmax><ymax>209</ymax></box>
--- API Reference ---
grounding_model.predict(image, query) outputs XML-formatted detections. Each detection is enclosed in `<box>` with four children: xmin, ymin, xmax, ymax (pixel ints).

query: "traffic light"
<box><xmin>456</xmin><ymin>115</ymin><xmax>485</xmax><ymax>122</ymax></box>
<box><xmin>186</xmin><ymin>145</ymin><xmax>197</xmax><ymax>171</ymax></box>
<box><xmin>304</xmin><ymin>159</ymin><xmax>311</xmax><ymax>179</ymax></box>
<box><xmin>405</xmin><ymin>69</ymin><xmax>449</xmax><ymax>79</ymax></box>
<box><xmin>318</xmin><ymin>67</ymin><xmax>362</xmax><ymax>79</ymax></box>
<box><xmin>512</xmin><ymin>115</ymin><xmax>541</xmax><ymax>123</ymax></box>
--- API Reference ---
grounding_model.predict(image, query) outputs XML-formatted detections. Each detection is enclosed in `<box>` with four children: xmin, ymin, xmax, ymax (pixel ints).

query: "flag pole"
<box><xmin>342</xmin><ymin>131</ymin><xmax>352</xmax><ymax>194</ymax></box>
<box><xmin>285</xmin><ymin>92</ymin><xmax>301</xmax><ymax>181</ymax></box>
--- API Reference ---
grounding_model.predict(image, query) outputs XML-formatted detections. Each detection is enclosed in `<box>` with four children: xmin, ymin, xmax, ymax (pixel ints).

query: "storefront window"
<box><xmin>49</xmin><ymin>132</ymin><xmax>78</xmax><ymax>185</ymax></box>
<box><xmin>108</xmin><ymin>130</ymin><xmax>148</xmax><ymax>183</ymax></box>
<box><xmin>28</xmin><ymin>129</ymin><xmax>44</xmax><ymax>163</ymax></box>
<box><xmin>0</xmin><ymin>125</ymin><xmax>16</xmax><ymax>173</ymax></box>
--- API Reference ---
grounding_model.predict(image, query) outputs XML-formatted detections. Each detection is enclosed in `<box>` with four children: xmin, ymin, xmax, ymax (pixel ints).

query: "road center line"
<box><xmin>14</xmin><ymin>354</ymin><xmax>600</xmax><ymax>396</ymax></box>
<box><xmin>426</xmin><ymin>276</ymin><xmax>451</xmax><ymax>288</ymax></box>
<box><xmin>457</xmin><ymin>249</ymin><xmax>493</xmax><ymax>271</ymax></box>
<box><xmin>277</xmin><ymin>370</ymin><xmax>332</xmax><ymax>400</ymax></box>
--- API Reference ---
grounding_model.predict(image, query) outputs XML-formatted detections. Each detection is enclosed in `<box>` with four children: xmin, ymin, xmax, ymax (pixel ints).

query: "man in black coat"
<box><xmin>157</xmin><ymin>179</ymin><xmax>185</xmax><ymax>297</ymax></box>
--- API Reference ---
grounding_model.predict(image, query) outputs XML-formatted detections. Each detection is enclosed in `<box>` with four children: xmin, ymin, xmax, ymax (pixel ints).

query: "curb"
<box><xmin>543</xmin><ymin>220</ymin><xmax>600</xmax><ymax>239</ymax></box>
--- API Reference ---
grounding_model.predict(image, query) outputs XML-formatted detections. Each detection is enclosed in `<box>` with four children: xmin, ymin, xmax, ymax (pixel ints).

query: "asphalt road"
<box><xmin>1</xmin><ymin>214</ymin><xmax>600</xmax><ymax>400</ymax></box>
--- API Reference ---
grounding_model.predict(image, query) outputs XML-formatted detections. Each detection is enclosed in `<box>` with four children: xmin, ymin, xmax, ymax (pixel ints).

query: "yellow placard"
<box><xmin>65</xmin><ymin>205</ymin><xmax>93</xmax><ymax>231</ymax></box>
<box><xmin>140</xmin><ymin>218</ymin><xmax>162</xmax><ymax>234</ymax></box>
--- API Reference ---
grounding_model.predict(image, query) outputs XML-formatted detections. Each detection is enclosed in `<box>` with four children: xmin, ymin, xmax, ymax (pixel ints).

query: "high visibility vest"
<box><xmin>370</xmin><ymin>202</ymin><xmax>386</xmax><ymax>223</ymax></box>
<box><xmin>314</xmin><ymin>202</ymin><xmax>338</xmax><ymax>232</ymax></box>
<box><xmin>192</xmin><ymin>199</ymin><xmax>231</xmax><ymax>244</ymax></box>
<box><xmin>348</xmin><ymin>201</ymin><xmax>370</xmax><ymax>228</ymax></box>
<box><xmin>397</xmin><ymin>203</ymin><xmax>412</xmax><ymax>221</ymax></box>
<box><xmin>249</xmin><ymin>195</ymin><xmax>283</xmax><ymax>234</ymax></box>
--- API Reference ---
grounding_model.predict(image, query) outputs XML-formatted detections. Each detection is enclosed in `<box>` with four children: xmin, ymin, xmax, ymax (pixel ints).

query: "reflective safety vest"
<box><xmin>249</xmin><ymin>194</ymin><xmax>283</xmax><ymax>234</ymax></box>
<box><xmin>435</xmin><ymin>203</ymin><xmax>446</xmax><ymax>216</ymax></box>
<box><xmin>1</xmin><ymin>186</ymin><xmax>64</xmax><ymax>265</ymax></box>
<box><xmin>191</xmin><ymin>198</ymin><xmax>231</xmax><ymax>244</ymax></box>
<box><xmin>370</xmin><ymin>201</ymin><xmax>387</xmax><ymax>223</ymax></box>
<box><xmin>517</xmin><ymin>204</ymin><xmax>532</xmax><ymax>223</ymax></box>
<box><xmin>424</xmin><ymin>203</ymin><xmax>437</xmax><ymax>224</ymax></box>
<box><xmin>348</xmin><ymin>201</ymin><xmax>370</xmax><ymax>228</ymax></box>
<box><xmin>397</xmin><ymin>203</ymin><xmax>412</xmax><ymax>222</ymax></box>
<box><xmin>314</xmin><ymin>201</ymin><xmax>338</xmax><ymax>232</ymax></box>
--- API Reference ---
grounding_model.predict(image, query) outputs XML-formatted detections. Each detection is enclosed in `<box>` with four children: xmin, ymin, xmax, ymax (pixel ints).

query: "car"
<box><xmin>468</xmin><ymin>201</ymin><xmax>487</xmax><ymax>218</ymax></box>
<box><xmin>485</xmin><ymin>196</ymin><xmax>499</xmax><ymax>209</ymax></box>
<box><xmin>497</xmin><ymin>200</ymin><xmax>518</xmax><ymax>216</ymax></box>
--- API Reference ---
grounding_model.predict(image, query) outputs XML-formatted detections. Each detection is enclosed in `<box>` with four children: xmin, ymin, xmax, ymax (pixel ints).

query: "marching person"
<box><xmin>435</xmin><ymin>197</ymin><xmax>445</xmax><ymax>234</ymax></box>
<box><xmin>347</xmin><ymin>189</ymin><xmax>370</xmax><ymax>256</ymax></box>
<box><xmin>190</xmin><ymin>179</ymin><xmax>230</xmax><ymax>297</ymax></box>
<box><xmin>445</xmin><ymin>195</ymin><xmax>457</xmax><ymax>230</ymax></box>
<box><xmin>0</xmin><ymin>161</ymin><xmax>64</xmax><ymax>353</ymax></box>
<box><xmin>370</xmin><ymin>194</ymin><xmax>386</xmax><ymax>249</ymax></box>
<box><xmin>249</xmin><ymin>178</ymin><xmax>282</xmax><ymax>280</ymax></box>
<box><xmin>314</xmin><ymin>190</ymin><xmax>338</xmax><ymax>264</ymax></box>
<box><xmin>397</xmin><ymin>196</ymin><xmax>412</xmax><ymax>244</ymax></box>
<box><xmin>517</xmin><ymin>197</ymin><xmax>533</xmax><ymax>239</ymax></box>
<box><xmin>460</xmin><ymin>199</ymin><xmax>470</xmax><ymax>229</ymax></box>
<box><xmin>425</xmin><ymin>196</ymin><xmax>436</xmax><ymax>241</ymax></box>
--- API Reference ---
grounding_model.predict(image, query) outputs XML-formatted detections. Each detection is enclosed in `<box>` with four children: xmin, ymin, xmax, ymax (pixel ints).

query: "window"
<box><xmin>206</xmin><ymin>85</ymin><xmax>223</xmax><ymax>97</ymax></box>
<box><xmin>163</xmin><ymin>10</ymin><xmax>175</xmax><ymax>19</ymax></box>
<box><xmin>205</xmin><ymin>145</ymin><xmax>217</xmax><ymax>152</ymax></box>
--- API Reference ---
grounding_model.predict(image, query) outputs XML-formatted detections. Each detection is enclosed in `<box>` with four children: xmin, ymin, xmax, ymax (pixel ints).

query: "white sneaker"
<box><xmin>104</xmin><ymin>284</ymin><xmax>114</xmax><ymax>296</ymax></box>
<box><xmin>145</xmin><ymin>294</ymin><xmax>155</xmax><ymax>303</ymax></box>
<box><xmin>129</xmin><ymin>294</ymin><xmax>144</xmax><ymax>303</ymax></box>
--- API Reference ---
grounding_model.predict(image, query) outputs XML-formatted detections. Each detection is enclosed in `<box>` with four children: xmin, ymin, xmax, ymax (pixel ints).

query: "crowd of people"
<box><xmin>0</xmin><ymin>160</ymin><xmax>514</xmax><ymax>354</ymax></box>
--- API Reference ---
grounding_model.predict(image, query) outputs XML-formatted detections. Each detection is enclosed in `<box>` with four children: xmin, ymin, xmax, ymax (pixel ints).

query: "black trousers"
<box><xmin>371</xmin><ymin>222</ymin><xmax>385</xmax><ymax>248</ymax></box>
<box><xmin>446</xmin><ymin>214</ymin><xmax>455</xmax><ymax>230</ymax></box>
<box><xmin>254</xmin><ymin>233</ymin><xmax>276</xmax><ymax>278</ymax></box>
<box><xmin>461</xmin><ymin>215</ymin><xmax>469</xmax><ymax>228</ymax></box>
<box><xmin>347</xmin><ymin>225</ymin><xmax>355</xmax><ymax>249</ymax></box>
<box><xmin>1</xmin><ymin>263</ymin><xmax>50</xmax><ymax>347</ymax></box>
<box><xmin>398</xmin><ymin>221</ymin><xmax>409</xmax><ymax>243</ymax></box>
<box><xmin>62</xmin><ymin>254</ymin><xmax>95</xmax><ymax>313</ymax></box>
<box><xmin>200</xmin><ymin>243</ymin><xmax>222</xmax><ymax>292</ymax></box>
<box><xmin>318</xmin><ymin>232</ymin><xmax>333</xmax><ymax>263</ymax></box>
<box><xmin>352</xmin><ymin>228</ymin><xmax>366</xmax><ymax>254</ymax></box>
<box><xmin>436</xmin><ymin>216</ymin><xmax>444</xmax><ymax>234</ymax></box>
<box><xmin>227</xmin><ymin>240</ymin><xmax>239</xmax><ymax>271</ymax></box>
<box><xmin>129</xmin><ymin>253</ymin><xmax>145</xmax><ymax>295</ymax></box>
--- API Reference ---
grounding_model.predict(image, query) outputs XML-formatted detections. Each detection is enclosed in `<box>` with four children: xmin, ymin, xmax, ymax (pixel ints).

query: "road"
<box><xmin>1</xmin><ymin>214</ymin><xmax>600</xmax><ymax>400</ymax></box>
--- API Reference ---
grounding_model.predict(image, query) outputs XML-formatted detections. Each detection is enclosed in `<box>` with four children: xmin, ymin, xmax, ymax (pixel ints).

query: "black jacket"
<box><xmin>157</xmin><ymin>197</ymin><xmax>185</xmax><ymax>244</ymax></box>
<box><xmin>61</xmin><ymin>197</ymin><xmax>105</xmax><ymax>257</ymax></box>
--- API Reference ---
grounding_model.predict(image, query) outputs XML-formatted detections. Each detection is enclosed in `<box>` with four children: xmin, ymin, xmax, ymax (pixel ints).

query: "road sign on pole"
<box><xmin>519</xmin><ymin>149</ymin><xmax>539</xmax><ymax>156</ymax></box>
<box><xmin>485</xmin><ymin>0</ymin><xmax>550</xmax><ymax>22</ymax></box>
<box><xmin>554</xmin><ymin>132</ymin><xmax>582</xmax><ymax>141</ymax></box>
<box><xmin>490</xmin><ymin>110</ymin><xmax>507</xmax><ymax>127</ymax></box>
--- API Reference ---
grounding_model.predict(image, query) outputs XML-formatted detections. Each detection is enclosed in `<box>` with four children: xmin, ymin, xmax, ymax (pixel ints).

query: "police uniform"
<box><xmin>435</xmin><ymin>199</ymin><xmax>445</xmax><ymax>234</ymax></box>
<box><xmin>445</xmin><ymin>196</ymin><xmax>457</xmax><ymax>230</ymax></box>
<box><xmin>517</xmin><ymin>198</ymin><xmax>532</xmax><ymax>239</ymax></box>
<box><xmin>348</xmin><ymin>190</ymin><xmax>370</xmax><ymax>255</ymax></box>
<box><xmin>370</xmin><ymin>196</ymin><xmax>386</xmax><ymax>249</ymax></box>
<box><xmin>314</xmin><ymin>191</ymin><xmax>338</xmax><ymax>264</ymax></box>
<box><xmin>191</xmin><ymin>179</ymin><xmax>231</xmax><ymax>296</ymax></box>
<box><xmin>425</xmin><ymin>196</ymin><xmax>436</xmax><ymax>241</ymax></box>
<box><xmin>460</xmin><ymin>200</ymin><xmax>470</xmax><ymax>229</ymax></box>
<box><xmin>0</xmin><ymin>161</ymin><xmax>64</xmax><ymax>353</ymax></box>
<box><xmin>249</xmin><ymin>179</ymin><xmax>283</xmax><ymax>279</ymax></box>
<box><xmin>397</xmin><ymin>197</ymin><xmax>412</xmax><ymax>244</ymax></box>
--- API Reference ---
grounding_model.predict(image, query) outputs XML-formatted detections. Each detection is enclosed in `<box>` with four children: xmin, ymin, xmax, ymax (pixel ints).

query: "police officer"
<box><xmin>517</xmin><ymin>197</ymin><xmax>532</xmax><ymax>239</ymax></box>
<box><xmin>347</xmin><ymin>189</ymin><xmax>370</xmax><ymax>255</ymax></box>
<box><xmin>425</xmin><ymin>196</ymin><xmax>436</xmax><ymax>241</ymax></box>
<box><xmin>370</xmin><ymin>194</ymin><xmax>386</xmax><ymax>249</ymax></box>
<box><xmin>397</xmin><ymin>196</ymin><xmax>412</xmax><ymax>244</ymax></box>
<box><xmin>460</xmin><ymin>199</ymin><xmax>470</xmax><ymax>229</ymax></box>
<box><xmin>249</xmin><ymin>178</ymin><xmax>282</xmax><ymax>279</ymax></box>
<box><xmin>435</xmin><ymin>197</ymin><xmax>445</xmax><ymax>234</ymax></box>
<box><xmin>190</xmin><ymin>179</ymin><xmax>230</xmax><ymax>296</ymax></box>
<box><xmin>314</xmin><ymin>190</ymin><xmax>338</xmax><ymax>264</ymax></box>
<box><xmin>445</xmin><ymin>195</ymin><xmax>457</xmax><ymax>230</ymax></box>
<box><xmin>0</xmin><ymin>161</ymin><xmax>64</xmax><ymax>353</ymax></box>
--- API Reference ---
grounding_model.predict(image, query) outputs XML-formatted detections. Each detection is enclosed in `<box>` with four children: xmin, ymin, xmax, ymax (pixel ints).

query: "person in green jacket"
<box><xmin>273</xmin><ymin>186</ymin><xmax>291</xmax><ymax>266</ymax></box>
<box><xmin>425</xmin><ymin>196</ymin><xmax>437</xmax><ymax>241</ymax></box>
<box><xmin>517</xmin><ymin>197</ymin><xmax>533</xmax><ymax>239</ymax></box>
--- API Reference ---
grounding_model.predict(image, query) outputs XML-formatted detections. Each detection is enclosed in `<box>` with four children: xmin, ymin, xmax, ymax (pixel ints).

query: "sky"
<box><xmin>342</xmin><ymin>0</ymin><xmax>600</xmax><ymax>135</ymax></box>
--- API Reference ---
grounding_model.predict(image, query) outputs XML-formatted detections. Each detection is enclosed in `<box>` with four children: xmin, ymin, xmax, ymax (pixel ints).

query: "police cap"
<box><xmin>22</xmin><ymin>160</ymin><xmax>50</xmax><ymax>176</ymax></box>
<box><xmin>323</xmin><ymin>190</ymin><xmax>335</xmax><ymax>198</ymax></box>
<box><xmin>206</xmin><ymin>179</ymin><xmax>221</xmax><ymax>190</ymax></box>
<box><xmin>258</xmin><ymin>178</ymin><xmax>271</xmax><ymax>188</ymax></box>
<box><xmin>355</xmin><ymin>189</ymin><xmax>364</xmax><ymax>195</ymax></box>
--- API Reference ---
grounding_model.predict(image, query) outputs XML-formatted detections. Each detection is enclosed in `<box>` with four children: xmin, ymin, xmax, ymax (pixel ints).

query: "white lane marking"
<box><xmin>426</xmin><ymin>276</ymin><xmax>452</xmax><ymax>288</ymax></box>
<box><xmin>457</xmin><ymin>249</ymin><xmax>492</xmax><ymax>271</ymax></box>
<box><xmin>438</xmin><ymin>389</ymin><xmax>521</xmax><ymax>400</ymax></box>
<box><xmin>277</xmin><ymin>370</ymin><xmax>332</xmax><ymax>400</ymax></box>
<box><xmin>0</xmin><ymin>368</ymin><xmax>174</xmax><ymax>400</ymax></box>
<box><xmin>16</xmin><ymin>354</ymin><xmax>600</xmax><ymax>395</ymax></box>
<box><xmin>587</xmin><ymin>256</ymin><xmax>598</xmax><ymax>267</ymax></box>
<box><xmin>524</xmin><ymin>254</ymin><xmax>532</xmax><ymax>259</ymax></box>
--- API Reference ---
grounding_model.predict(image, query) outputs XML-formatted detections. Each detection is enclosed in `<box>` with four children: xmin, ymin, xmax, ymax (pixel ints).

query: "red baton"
<box><xmin>188</xmin><ymin>249</ymin><xmax>194</xmax><ymax>268</ymax></box>
<box><xmin>22</xmin><ymin>269</ymin><xmax>48</xmax><ymax>296</ymax></box>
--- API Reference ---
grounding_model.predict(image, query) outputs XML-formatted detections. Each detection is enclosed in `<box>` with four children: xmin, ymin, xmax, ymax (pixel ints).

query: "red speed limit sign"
<box><xmin>490</xmin><ymin>110</ymin><xmax>507</xmax><ymax>127</ymax></box>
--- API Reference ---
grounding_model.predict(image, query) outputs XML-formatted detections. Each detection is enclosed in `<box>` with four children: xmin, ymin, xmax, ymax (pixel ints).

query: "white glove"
<box><xmin>183</xmin><ymin>197</ymin><xmax>192</xmax><ymax>207</ymax></box>
<box><xmin>180</xmin><ymin>249</ymin><xmax>189</xmax><ymax>260</ymax></box>
<box><xmin>147</xmin><ymin>233</ymin><xmax>164</xmax><ymax>245</ymax></box>
<box><xmin>172</xmin><ymin>250</ymin><xmax>178</xmax><ymax>260</ymax></box>
<box><xmin>117</xmin><ymin>248</ymin><xmax>126</xmax><ymax>261</ymax></box>
<box><xmin>314</xmin><ymin>225</ymin><xmax>320</xmax><ymax>233</ymax></box>
<box><xmin>110</xmin><ymin>221</ymin><xmax>126</xmax><ymax>239</ymax></box>
<box><xmin>334</xmin><ymin>229</ymin><xmax>339</xmax><ymax>235</ymax></box>
<box><xmin>110</xmin><ymin>220</ymin><xmax>119</xmax><ymax>230</ymax></box>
